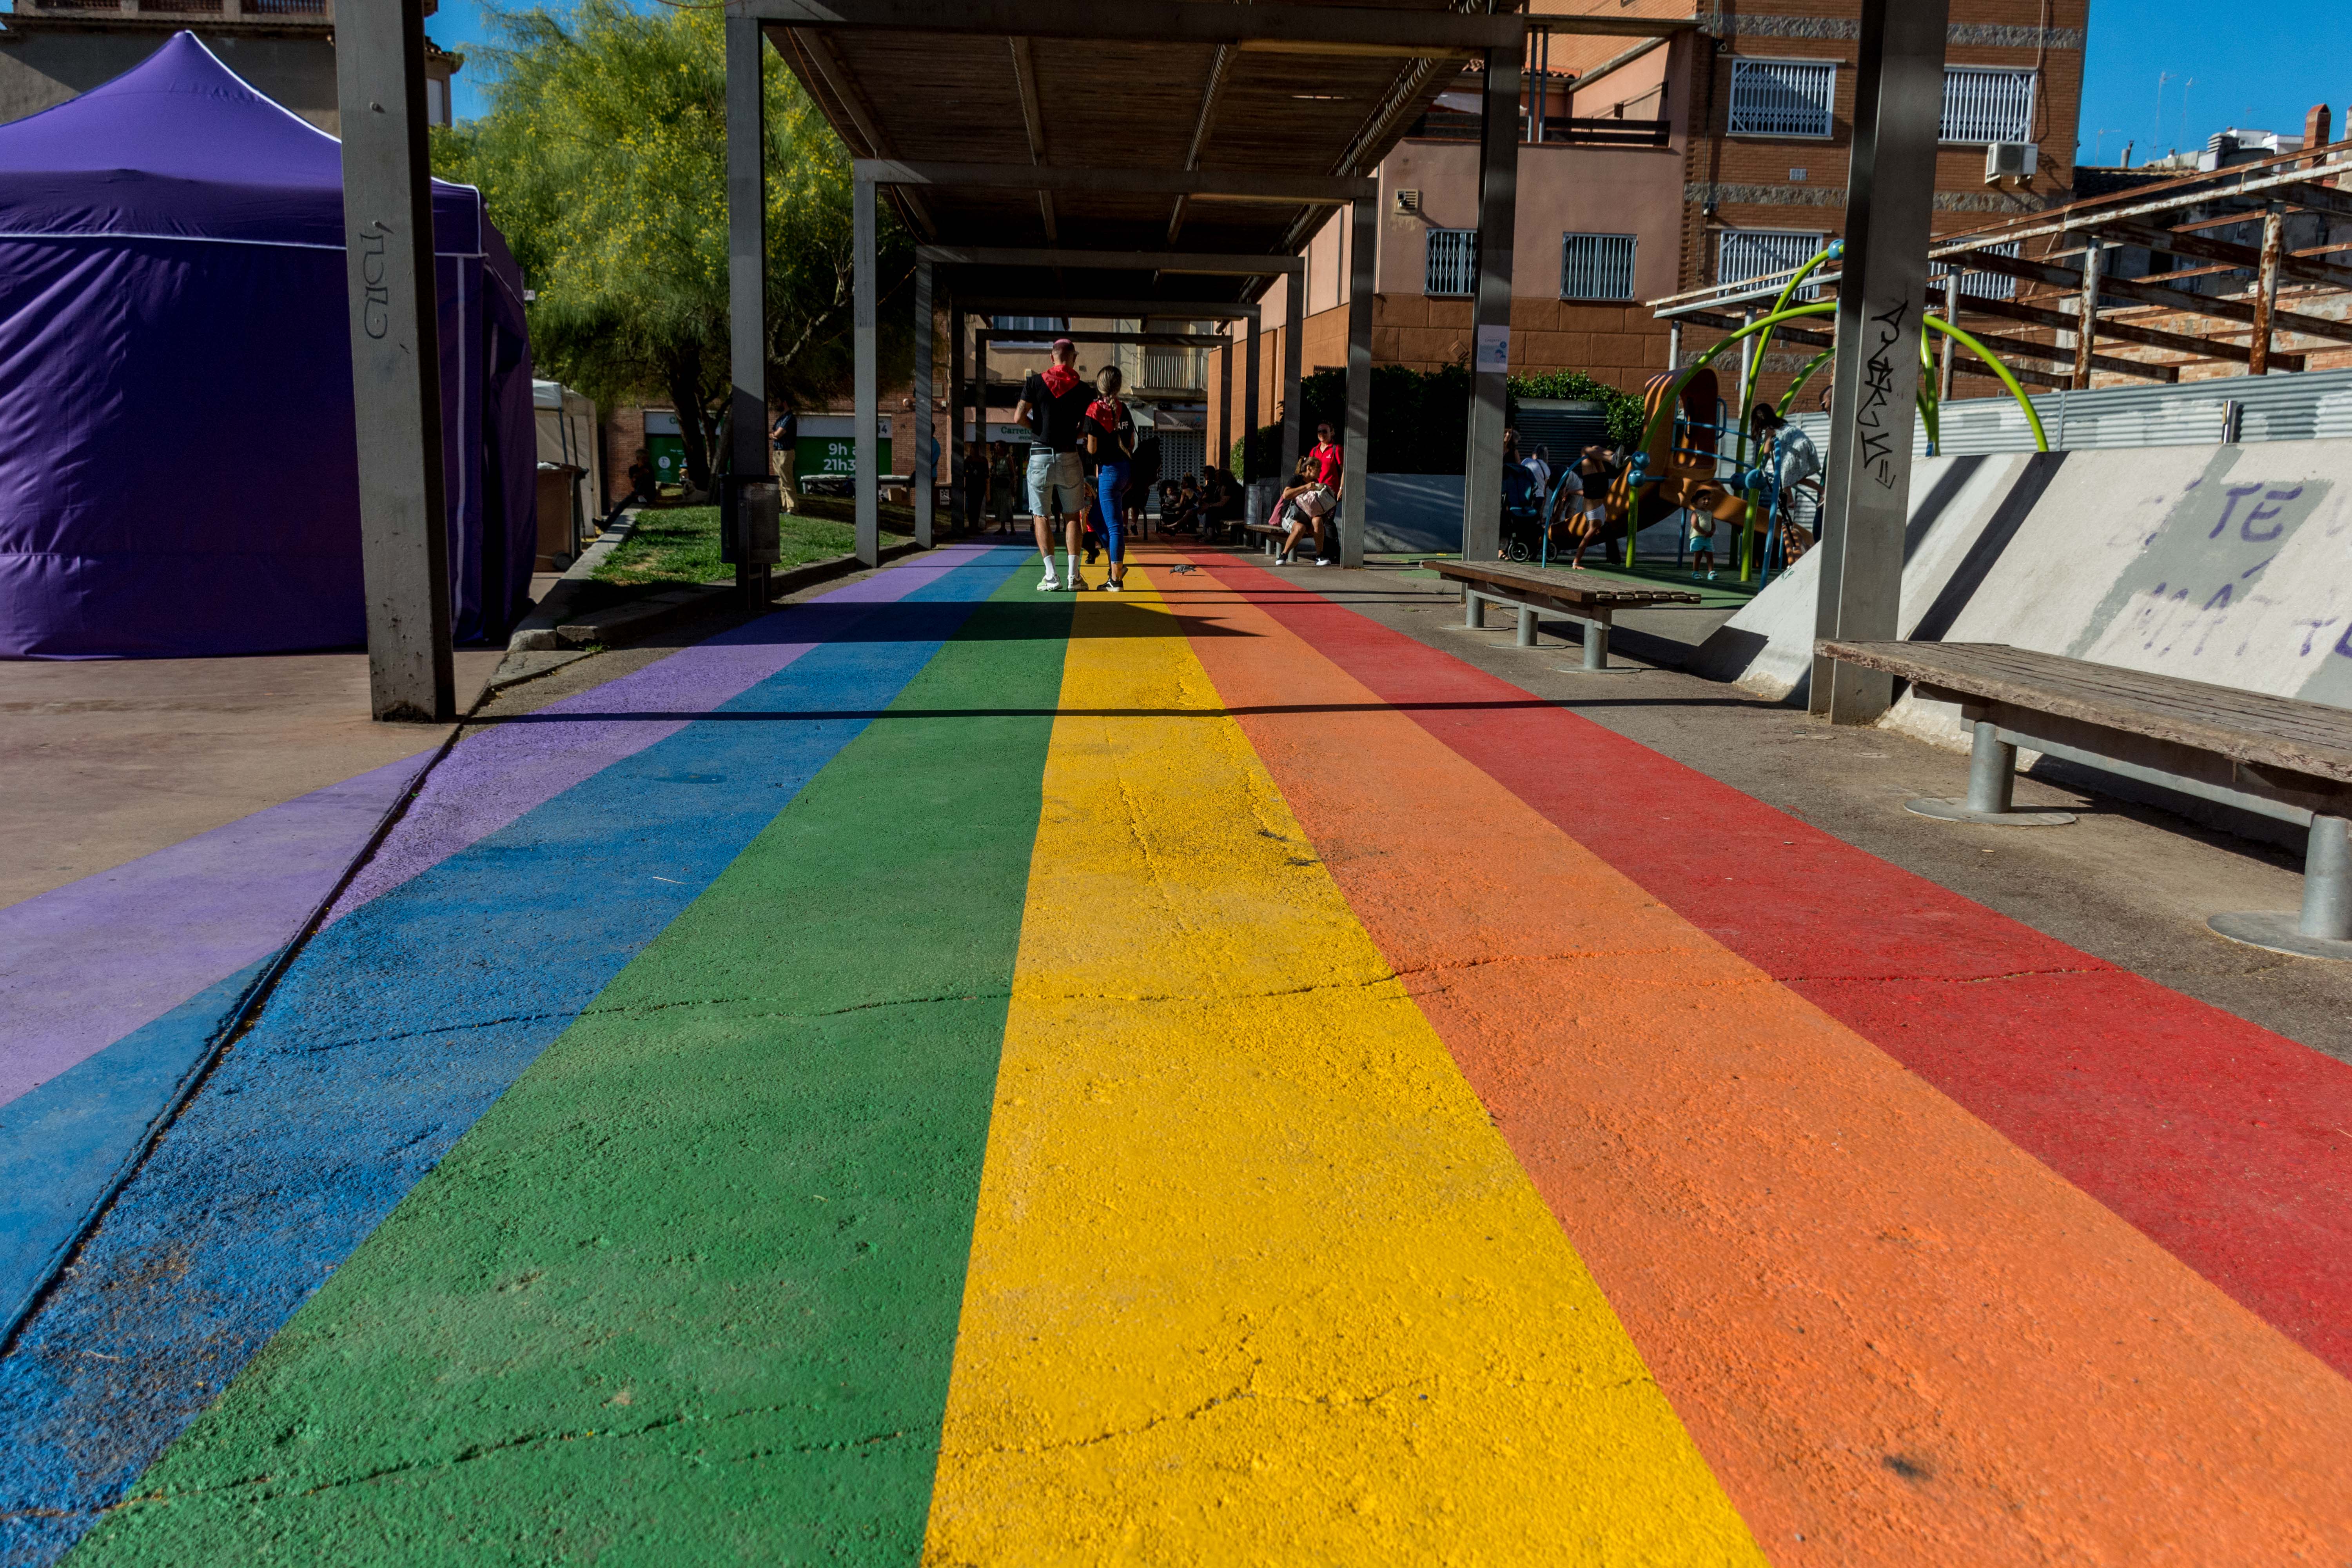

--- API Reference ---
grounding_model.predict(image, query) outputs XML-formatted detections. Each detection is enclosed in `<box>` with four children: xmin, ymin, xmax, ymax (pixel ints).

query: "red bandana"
<box><xmin>1085</xmin><ymin>396</ymin><xmax>1125</xmax><ymax>428</ymax></box>
<box><xmin>1040</xmin><ymin>364</ymin><xmax>1083</xmax><ymax>397</ymax></box>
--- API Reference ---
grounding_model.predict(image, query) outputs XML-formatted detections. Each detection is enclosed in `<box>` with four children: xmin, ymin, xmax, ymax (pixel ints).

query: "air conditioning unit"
<box><xmin>1985</xmin><ymin>141</ymin><xmax>2038</xmax><ymax>184</ymax></box>
<box><xmin>1394</xmin><ymin>188</ymin><xmax>1421</xmax><ymax>216</ymax></box>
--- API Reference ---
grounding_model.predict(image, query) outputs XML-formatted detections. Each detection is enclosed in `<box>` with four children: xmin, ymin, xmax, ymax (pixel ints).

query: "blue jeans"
<box><xmin>1095</xmin><ymin>461</ymin><xmax>1129</xmax><ymax>564</ymax></box>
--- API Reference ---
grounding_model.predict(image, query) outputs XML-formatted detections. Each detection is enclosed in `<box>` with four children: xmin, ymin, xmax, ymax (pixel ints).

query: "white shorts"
<box><xmin>1027</xmin><ymin>449</ymin><xmax>1085</xmax><ymax>516</ymax></box>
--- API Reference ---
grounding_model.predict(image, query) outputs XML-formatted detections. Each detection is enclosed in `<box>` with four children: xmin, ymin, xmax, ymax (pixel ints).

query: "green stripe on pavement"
<box><xmin>77</xmin><ymin>571</ymin><xmax>1071</xmax><ymax>1566</ymax></box>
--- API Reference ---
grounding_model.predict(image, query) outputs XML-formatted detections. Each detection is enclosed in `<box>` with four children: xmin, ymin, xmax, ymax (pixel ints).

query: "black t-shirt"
<box><xmin>1021</xmin><ymin>372</ymin><xmax>1092</xmax><ymax>453</ymax></box>
<box><xmin>771</xmin><ymin>411</ymin><xmax>797</xmax><ymax>446</ymax></box>
<box><xmin>1081</xmin><ymin>399</ymin><xmax>1136</xmax><ymax>462</ymax></box>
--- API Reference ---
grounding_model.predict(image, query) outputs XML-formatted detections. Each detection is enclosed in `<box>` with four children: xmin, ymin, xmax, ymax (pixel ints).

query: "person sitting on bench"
<box><xmin>1270</xmin><ymin>457</ymin><xmax>1338</xmax><ymax>566</ymax></box>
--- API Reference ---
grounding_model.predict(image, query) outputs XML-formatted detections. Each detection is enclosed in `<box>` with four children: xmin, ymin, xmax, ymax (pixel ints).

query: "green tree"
<box><xmin>433</xmin><ymin>0</ymin><xmax>912</xmax><ymax>490</ymax></box>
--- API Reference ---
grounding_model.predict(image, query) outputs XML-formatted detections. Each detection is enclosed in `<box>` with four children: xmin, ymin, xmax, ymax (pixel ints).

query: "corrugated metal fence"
<box><xmin>1789</xmin><ymin>366</ymin><xmax>2352</xmax><ymax>459</ymax></box>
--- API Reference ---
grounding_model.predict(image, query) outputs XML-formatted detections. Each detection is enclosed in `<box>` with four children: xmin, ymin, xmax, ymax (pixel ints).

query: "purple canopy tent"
<box><xmin>0</xmin><ymin>32</ymin><xmax>536</xmax><ymax>658</ymax></box>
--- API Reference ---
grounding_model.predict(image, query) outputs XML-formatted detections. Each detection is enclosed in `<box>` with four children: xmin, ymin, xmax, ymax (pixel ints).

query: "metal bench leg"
<box><xmin>1516</xmin><ymin>607</ymin><xmax>1537</xmax><ymax>648</ymax></box>
<box><xmin>1965</xmin><ymin>720</ymin><xmax>2017</xmax><ymax>814</ymax></box>
<box><xmin>1464</xmin><ymin>591</ymin><xmax>1485</xmax><ymax>630</ymax></box>
<box><xmin>1905</xmin><ymin>719</ymin><xmax>2076</xmax><ymax>826</ymax></box>
<box><xmin>2210</xmin><ymin>815</ymin><xmax>2352</xmax><ymax>960</ymax></box>
<box><xmin>2306</xmin><ymin>815</ymin><xmax>2352</xmax><ymax>940</ymax></box>
<box><xmin>1583</xmin><ymin>621</ymin><xmax>1608</xmax><ymax>670</ymax></box>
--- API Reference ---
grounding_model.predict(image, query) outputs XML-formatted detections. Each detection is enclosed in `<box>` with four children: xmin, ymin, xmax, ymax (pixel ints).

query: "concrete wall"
<box><xmin>1690</xmin><ymin>442</ymin><xmax>2352</xmax><ymax>751</ymax></box>
<box><xmin>0</xmin><ymin>30</ymin><xmax>339</xmax><ymax>131</ymax></box>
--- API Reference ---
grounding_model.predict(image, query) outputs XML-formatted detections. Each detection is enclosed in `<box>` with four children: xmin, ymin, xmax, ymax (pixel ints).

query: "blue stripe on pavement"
<box><xmin>0</xmin><ymin>547</ymin><xmax>1029</xmax><ymax>1568</ymax></box>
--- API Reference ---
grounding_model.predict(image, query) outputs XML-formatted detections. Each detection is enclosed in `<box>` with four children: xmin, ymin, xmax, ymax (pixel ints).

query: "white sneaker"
<box><xmin>1103</xmin><ymin>578</ymin><xmax>1124</xmax><ymax>592</ymax></box>
<box><xmin>1038</xmin><ymin>570</ymin><xmax>1061</xmax><ymax>591</ymax></box>
<box><xmin>1312</xmin><ymin>558</ymin><xmax>1336</xmax><ymax>568</ymax></box>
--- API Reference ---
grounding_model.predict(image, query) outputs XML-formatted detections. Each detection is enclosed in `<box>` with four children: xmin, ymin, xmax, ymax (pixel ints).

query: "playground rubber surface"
<box><xmin>6</xmin><ymin>541</ymin><xmax>2352</xmax><ymax>1563</ymax></box>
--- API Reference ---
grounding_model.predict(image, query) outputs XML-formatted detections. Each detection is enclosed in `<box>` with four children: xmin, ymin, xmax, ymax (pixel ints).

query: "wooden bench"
<box><xmin>1424</xmin><ymin>560</ymin><xmax>1702</xmax><ymax>671</ymax></box>
<box><xmin>1818</xmin><ymin>639</ymin><xmax>2352</xmax><ymax>960</ymax></box>
<box><xmin>1241</xmin><ymin>520</ymin><xmax>1289</xmax><ymax>556</ymax></box>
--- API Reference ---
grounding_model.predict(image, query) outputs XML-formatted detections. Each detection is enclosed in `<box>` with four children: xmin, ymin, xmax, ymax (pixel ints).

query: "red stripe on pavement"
<box><xmin>1187</xmin><ymin>554</ymin><xmax>2352</xmax><ymax>1377</ymax></box>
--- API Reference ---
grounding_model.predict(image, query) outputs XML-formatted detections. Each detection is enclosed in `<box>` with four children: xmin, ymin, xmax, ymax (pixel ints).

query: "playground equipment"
<box><xmin>1602</xmin><ymin>246</ymin><xmax>2053</xmax><ymax>584</ymax></box>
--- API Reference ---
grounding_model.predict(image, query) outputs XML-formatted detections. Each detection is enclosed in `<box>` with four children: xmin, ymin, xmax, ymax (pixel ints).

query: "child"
<box><xmin>1080</xmin><ymin>366</ymin><xmax>1137</xmax><ymax>591</ymax></box>
<box><xmin>1688</xmin><ymin>510</ymin><xmax>1717</xmax><ymax>580</ymax></box>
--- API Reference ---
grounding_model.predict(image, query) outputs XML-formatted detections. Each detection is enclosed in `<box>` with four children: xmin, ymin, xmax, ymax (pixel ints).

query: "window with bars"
<box><xmin>1940</xmin><ymin>67</ymin><xmax>2036</xmax><ymax>145</ymax></box>
<box><xmin>1933</xmin><ymin>241</ymin><xmax>2021</xmax><ymax>302</ymax></box>
<box><xmin>1717</xmin><ymin>229</ymin><xmax>1829</xmax><ymax>292</ymax></box>
<box><xmin>1727</xmin><ymin>58</ymin><xmax>1836</xmax><ymax>138</ymax></box>
<box><xmin>1425</xmin><ymin>229</ymin><xmax>1477</xmax><ymax>297</ymax></box>
<box><xmin>1559</xmin><ymin>233</ymin><xmax>1637</xmax><ymax>301</ymax></box>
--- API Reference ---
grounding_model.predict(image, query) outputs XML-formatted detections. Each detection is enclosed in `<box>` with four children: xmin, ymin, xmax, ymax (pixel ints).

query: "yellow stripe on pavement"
<box><xmin>921</xmin><ymin>570</ymin><xmax>1762</xmax><ymax>1565</ymax></box>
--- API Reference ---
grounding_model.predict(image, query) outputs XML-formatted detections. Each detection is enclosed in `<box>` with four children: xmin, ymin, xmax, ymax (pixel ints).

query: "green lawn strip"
<box><xmin>597</xmin><ymin>500</ymin><xmax>922</xmax><ymax>587</ymax></box>
<box><xmin>76</xmin><ymin>570</ymin><xmax>1070</xmax><ymax>1566</ymax></box>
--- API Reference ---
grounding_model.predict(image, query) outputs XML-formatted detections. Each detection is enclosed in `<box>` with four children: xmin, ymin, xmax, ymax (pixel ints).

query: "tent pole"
<box><xmin>336</xmin><ymin>0</ymin><xmax>453</xmax><ymax>722</ymax></box>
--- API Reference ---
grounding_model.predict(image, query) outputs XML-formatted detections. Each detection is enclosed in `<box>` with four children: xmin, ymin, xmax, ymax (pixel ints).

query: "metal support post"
<box><xmin>1735</xmin><ymin>307</ymin><xmax>1757</xmax><ymax>422</ymax></box>
<box><xmin>1340</xmin><ymin>194</ymin><xmax>1375</xmax><ymax>570</ymax></box>
<box><xmin>1581</xmin><ymin>621</ymin><xmax>1610</xmax><ymax>671</ymax></box>
<box><xmin>853</xmin><ymin>172</ymin><xmax>879</xmax><ymax>567</ymax></box>
<box><xmin>2070</xmin><ymin>242</ymin><xmax>2105</xmax><ymax>390</ymax></box>
<box><xmin>975</xmin><ymin>333</ymin><xmax>990</xmax><ymax>488</ymax></box>
<box><xmin>1515</xmin><ymin>606</ymin><xmax>1536</xmax><ymax>647</ymax></box>
<box><xmin>724</xmin><ymin>13</ymin><xmax>775</xmax><ymax>608</ymax></box>
<box><xmin>1666</xmin><ymin>318</ymin><xmax>1682</xmax><ymax>374</ymax></box>
<box><xmin>948</xmin><ymin>301</ymin><xmax>965</xmax><ymax>528</ymax></box>
<box><xmin>1216</xmin><ymin>328</ymin><xmax>1232</xmax><ymax>468</ymax></box>
<box><xmin>1904</xmin><ymin>715</ymin><xmax>2074</xmax><ymax>826</ymax></box>
<box><xmin>1965</xmin><ymin>720</ymin><xmax>2016</xmax><ymax>813</ymax></box>
<box><xmin>338</xmin><ymin>0</ymin><xmax>453</xmax><ymax>722</ymax></box>
<box><xmin>1808</xmin><ymin>0</ymin><xmax>1946</xmax><ymax>726</ymax></box>
<box><xmin>1463</xmin><ymin>590</ymin><xmax>1485</xmax><ymax>629</ymax></box>
<box><xmin>2304</xmin><ymin>815</ymin><xmax>2352</xmax><ymax>940</ymax></box>
<box><xmin>1280</xmin><ymin>269</ymin><xmax>1305</xmax><ymax>479</ymax></box>
<box><xmin>913</xmin><ymin>258</ymin><xmax>934</xmax><ymax>547</ymax></box>
<box><xmin>2250</xmin><ymin>206</ymin><xmax>2284</xmax><ymax>376</ymax></box>
<box><xmin>2212</xmin><ymin>813</ymin><xmax>2352</xmax><ymax>958</ymax></box>
<box><xmin>1462</xmin><ymin>42</ymin><xmax>1521</xmax><ymax>564</ymax></box>
<box><xmin>1938</xmin><ymin>271</ymin><xmax>1958</xmax><ymax>405</ymax></box>
<box><xmin>1243</xmin><ymin>313</ymin><xmax>1261</xmax><ymax>477</ymax></box>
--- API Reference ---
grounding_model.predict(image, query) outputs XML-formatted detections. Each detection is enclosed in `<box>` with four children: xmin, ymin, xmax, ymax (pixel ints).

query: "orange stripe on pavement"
<box><xmin>1152</xmin><ymin>552</ymin><xmax>2352</xmax><ymax>1563</ymax></box>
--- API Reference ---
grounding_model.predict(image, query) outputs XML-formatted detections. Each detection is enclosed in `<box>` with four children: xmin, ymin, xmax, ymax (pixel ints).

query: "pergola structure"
<box><xmin>1651</xmin><ymin>135</ymin><xmax>2352</xmax><ymax>398</ymax></box>
<box><xmin>714</xmin><ymin>0</ymin><xmax>1595</xmax><ymax>573</ymax></box>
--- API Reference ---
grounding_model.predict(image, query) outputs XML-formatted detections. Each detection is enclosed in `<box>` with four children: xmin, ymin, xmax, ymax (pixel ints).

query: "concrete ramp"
<box><xmin>1688</xmin><ymin>451</ymin><xmax>2049</xmax><ymax>703</ymax></box>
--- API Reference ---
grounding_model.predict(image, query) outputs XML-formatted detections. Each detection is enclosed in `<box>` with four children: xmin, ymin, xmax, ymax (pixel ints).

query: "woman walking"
<box><xmin>1081</xmin><ymin>365</ymin><xmax>1138</xmax><ymax>591</ymax></box>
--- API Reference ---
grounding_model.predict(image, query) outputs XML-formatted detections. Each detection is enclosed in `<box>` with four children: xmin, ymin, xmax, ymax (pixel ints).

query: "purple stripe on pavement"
<box><xmin>0</xmin><ymin>757</ymin><xmax>429</xmax><ymax>1109</ymax></box>
<box><xmin>0</xmin><ymin>546</ymin><xmax>1000</xmax><ymax>1112</ymax></box>
<box><xmin>324</xmin><ymin>544</ymin><xmax>994</xmax><ymax>922</ymax></box>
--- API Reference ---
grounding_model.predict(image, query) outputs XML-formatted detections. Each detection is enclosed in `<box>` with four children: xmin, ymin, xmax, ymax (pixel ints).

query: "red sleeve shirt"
<box><xmin>1311</xmin><ymin>440</ymin><xmax>1343</xmax><ymax>486</ymax></box>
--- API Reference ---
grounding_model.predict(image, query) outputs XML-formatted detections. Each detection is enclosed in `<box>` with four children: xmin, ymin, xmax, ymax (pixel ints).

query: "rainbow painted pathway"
<box><xmin>5</xmin><ymin>541</ymin><xmax>2352</xmax><ymax>1564</ymax></box>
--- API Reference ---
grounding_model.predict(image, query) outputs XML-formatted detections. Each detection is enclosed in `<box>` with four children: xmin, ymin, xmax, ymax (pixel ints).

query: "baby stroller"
<box><xmin>1499</xmin><ymin>462</ymin><xmax>1545</xmax><ymax>561</ymax></box>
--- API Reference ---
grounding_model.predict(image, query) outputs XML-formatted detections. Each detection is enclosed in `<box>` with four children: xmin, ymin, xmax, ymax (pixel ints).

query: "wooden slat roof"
<box><xmin>769</xmin><ymin>2</ymin><xmax>1488</xmax><ymax>301</ymax></box>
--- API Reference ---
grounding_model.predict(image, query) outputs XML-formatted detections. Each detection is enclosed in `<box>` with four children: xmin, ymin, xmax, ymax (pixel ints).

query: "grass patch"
<box><xmin>593</xmin><ymin>500</ymin><xmax>917</xmax><ymax>586</ymax></box>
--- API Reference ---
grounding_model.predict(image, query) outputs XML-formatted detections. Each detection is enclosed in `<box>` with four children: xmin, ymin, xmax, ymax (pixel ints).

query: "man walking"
<box><xmin>1013</xmin><ymin>338</ymin><xmax>1094</xmax><ymax>591</ymax></box>
<box><xmin>769</xmin><ymin>405</ymin><xmax>800</xmax><ymax>514</ymax></box>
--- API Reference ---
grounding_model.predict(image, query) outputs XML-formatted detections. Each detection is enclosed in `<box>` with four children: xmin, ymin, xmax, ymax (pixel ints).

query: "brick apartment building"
<box><xmin>0</xmin><ymin>0</ymin><xmax>461</xmax><ymax>134</ymax></box>
<box><xmin>1202</xmin><ymin>0</ymin><xmax>2088</xmax><ymax>441</ymax></box>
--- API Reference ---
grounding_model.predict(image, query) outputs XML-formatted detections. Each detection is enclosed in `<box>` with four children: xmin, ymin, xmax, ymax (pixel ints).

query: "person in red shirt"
<box><xmin>1081</xmin><ymin>365</ymin><xmax>1138</xmax><ymax>591</ymax></box>
<box><xmin>1309</xmin><ymin>422</ymin><xmax>1343</xmax><ymax>488</ymax></box>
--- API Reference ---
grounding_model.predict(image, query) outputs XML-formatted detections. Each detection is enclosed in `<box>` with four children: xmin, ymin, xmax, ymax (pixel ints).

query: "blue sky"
<box><xmin>430</xmin><ymin>1</ymin><xmax>2352</xmax><ymax>163</ymax></box>
<box><xmin>2076</xmin><ymin>1</ymin><xmax>2352</xmax><ymax>165</ymax></box>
